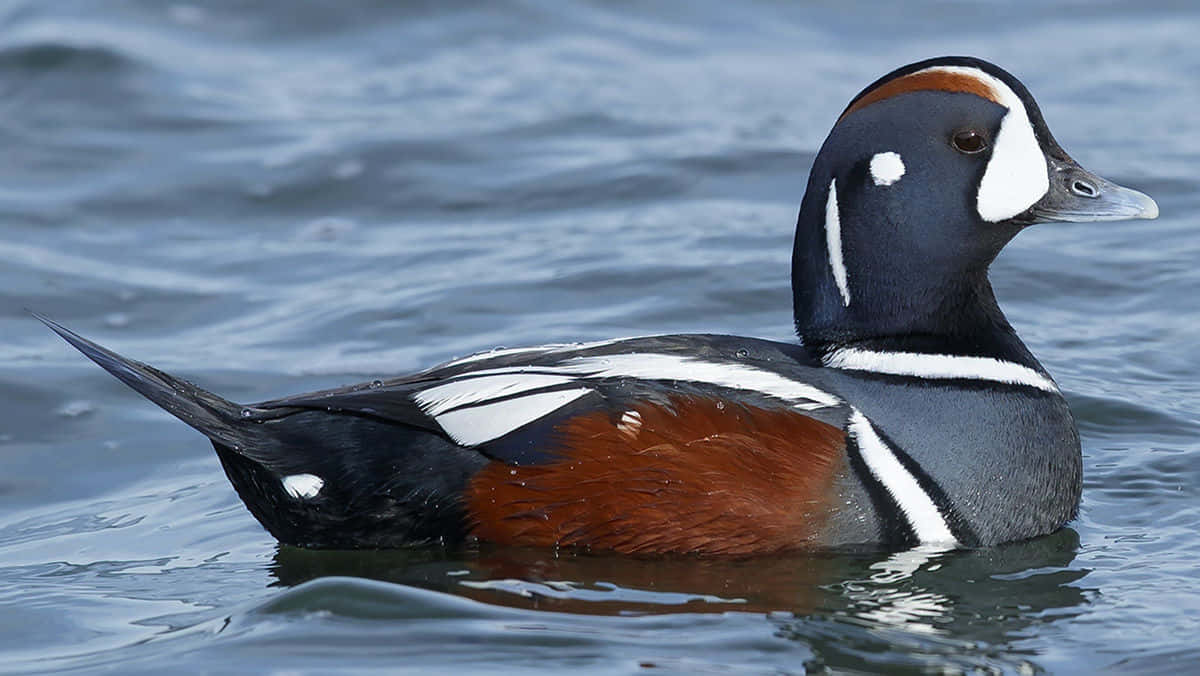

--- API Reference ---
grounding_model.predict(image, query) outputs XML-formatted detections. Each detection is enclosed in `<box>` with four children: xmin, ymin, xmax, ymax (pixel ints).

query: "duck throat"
<box><xmin>790</xmin><ymin>183</ymin><xmax>1031</xmax><ymax>362</ymax></box>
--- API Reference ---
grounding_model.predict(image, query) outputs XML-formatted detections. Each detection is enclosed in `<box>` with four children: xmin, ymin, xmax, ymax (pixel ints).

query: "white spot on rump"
<box><xmin>870</xmin><ymin>151</ymin><xmax>906</xmax><ymax>186</ymax></box>
<box><xmin>282</xmin><ymin>473</ymin><xmax>324</xmax><ymax>499</ymax></box>
<box><xmin>823</xmin><ymin>347</ymin><xmax>1059</xmax><ymax>392</ymax></box>
<box><xmin>434</xmin><ymin>388</ymin><xmax>592</xmax><ymax>446</ymax></box>
<box><xmin>848</xmin><ymin>410</ymin><xmax>958</xmax><ymax>546</ymax></box>
<box><xmin>824</xmin><ymin>179</ymin><xmax>851</xmax><ymax>307</ymax></box>
<box><xmin>917</xmin><ymin>65</ymin><xmax>1049</xmax><ymax>222</ymax></box>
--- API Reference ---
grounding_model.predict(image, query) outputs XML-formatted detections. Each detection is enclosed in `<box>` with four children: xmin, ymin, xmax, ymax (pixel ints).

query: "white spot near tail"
<box><xmin>870</xmin><ymin>151</ymin><xmax>906</xmax><ymax>186</ymax></box>
<box><xmin>848</xmin><ymin>410</ymin><xmax>958</xmax><ymax>546</ymax></box>
<box><xmin>282</xmin><ymin>473</ymin><xmax>325</xmax><ymax>499</ymax></box>
<box><xmin>824</xmin><ymin>179</ymin><xmax>851</xmax><ymax>307</ymax></box>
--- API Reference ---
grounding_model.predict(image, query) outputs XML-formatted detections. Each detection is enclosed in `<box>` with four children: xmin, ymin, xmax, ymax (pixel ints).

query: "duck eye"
<box><xmin>952</xmin><ymin>130</ymin><xmax>988</xmax><ymax>154</ymax></box>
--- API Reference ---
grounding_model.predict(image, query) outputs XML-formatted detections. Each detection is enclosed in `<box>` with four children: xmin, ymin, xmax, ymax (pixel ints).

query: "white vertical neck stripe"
<box><xmin>825</xmin><ymin>179</ymin><xmax>851</xmax><ymax>307</ymax></box>
<box><xmin>824</xmin><ymin>347</ymin><xmax>1059</xmax><ymax>392</ymax></box>
<box><xmin>848</xmin><ymin>409</ymin><xmax>959</xmax><ymax>546</ymax></box>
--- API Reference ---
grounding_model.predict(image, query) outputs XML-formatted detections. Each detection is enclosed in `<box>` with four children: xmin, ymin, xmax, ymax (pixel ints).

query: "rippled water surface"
<box><xmin>2</xmin><ymin>1</ymin><xmax>1198</xmax><ymax>673</ymax></box>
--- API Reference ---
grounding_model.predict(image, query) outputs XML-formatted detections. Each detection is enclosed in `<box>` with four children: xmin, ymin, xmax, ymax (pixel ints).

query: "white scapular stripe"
<box><xmin>824</xmin><ymin>347</ymin><xmax>1059</xmax><ymax>392</ymax></box>
<box><xmin>418</xmin><ymin>352</ymin><xmax>840</xmax><ymax>446</ymax></box>
<box><xmin>824</xmin><ymin>179</ymin><xmax>851</xmax><ymax>307</ymax></box>
<box><xmin>415</xmin><ymin>373</ymin><xmax>578</xmax><ymax>416</ymax></box>
<box><xmin>434</xmin><ymin>388</ymin><xmax>592</xmax><ymax>446</ymax></box>
<box><xmin>917</xmin><ymin>65</ymin><xmax>1049</xmax><ymax>222</ymax></box>
<box><xmin>555</xmin><ymin>353</ymin><xmax>840</xmax><ymax>410</ymax></box>
<box><xmin>281</xmin><ymin>473</ymin><xmax>325</xmax><ymax>500</ymax></box>
<box><xmin>869</xmin><ymin>151</ymin><xmax>906</xmax><ymax>186</ymax></box>
<box><xmin>848</xmin><ymin>410</ymin><xmax>958</xmax><ymax>546</ymax></box>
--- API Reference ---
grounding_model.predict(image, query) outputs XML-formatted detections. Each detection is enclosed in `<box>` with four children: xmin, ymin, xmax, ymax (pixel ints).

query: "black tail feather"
<box><xmin>34</xmin><ymin>312</ymin><xmax>250</xmax><ymax>452</ymax></box>
<box><xmin>35</xmin><ymin>312</ymin><xmax>484</xmax><ymax>548</ymax></box>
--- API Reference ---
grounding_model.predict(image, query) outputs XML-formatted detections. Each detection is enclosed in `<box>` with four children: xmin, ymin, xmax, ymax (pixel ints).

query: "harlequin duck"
<box><xmin>40</xmin><ymin>56</ymin><xmax>1158</xmax><ymax>555</ymax></box>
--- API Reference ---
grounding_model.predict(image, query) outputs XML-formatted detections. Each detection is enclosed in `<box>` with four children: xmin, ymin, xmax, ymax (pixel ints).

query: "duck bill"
<box><xmin>1026</xmin><ymin>155</ymin><xmax>1158</xmax><ymax>223</ymax></box>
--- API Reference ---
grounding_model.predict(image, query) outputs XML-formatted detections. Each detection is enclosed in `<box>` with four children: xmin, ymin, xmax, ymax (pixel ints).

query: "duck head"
<box><xmin>791</xmin><ymin>56</ymin><xmax>1158</xmax><ymax>352</ymax></box>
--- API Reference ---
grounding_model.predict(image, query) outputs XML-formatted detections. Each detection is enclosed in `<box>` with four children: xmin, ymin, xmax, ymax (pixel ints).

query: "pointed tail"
<box><xmin>35</xmin><ymin>312</ymin><xmax>251</xmax><ymax>451</ymax></box>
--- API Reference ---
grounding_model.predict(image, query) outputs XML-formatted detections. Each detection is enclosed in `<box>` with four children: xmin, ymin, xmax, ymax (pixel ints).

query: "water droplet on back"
<box><xmin>56</xmin><ymin>400</ymin><xmax>95</xmax><ymax>418</ymax></box>
<box><xmin>735</xmin><ymin>348</ymin><xmax>749</xmax><ymax>359</ymax></box>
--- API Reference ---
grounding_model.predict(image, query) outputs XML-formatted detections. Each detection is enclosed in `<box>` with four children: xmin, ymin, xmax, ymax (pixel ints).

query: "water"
<box><xmin>1</xmin><ymin>1</ymin><xmax>1197</xmax><ymax>672</ymax></box>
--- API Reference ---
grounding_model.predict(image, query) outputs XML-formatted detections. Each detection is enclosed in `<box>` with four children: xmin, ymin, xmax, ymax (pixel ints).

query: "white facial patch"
<box><xmin>869</xmin><ymin>151</ymin><xmax>906</xmax><ymax>186</ymax></box>
<box><xmin>282</xmin><ymin>473</ymin><xmax>324</xmax><ymax>500</ymax></box>
<box><xmin>824</xmin><ymin>179</ymin><xmax>851</xmax><ymax>307</ymax></box>
<box><xmin>918</xmin><ymin>66</ymin><xmax>1049</xmax><ymax>222</ymax></box>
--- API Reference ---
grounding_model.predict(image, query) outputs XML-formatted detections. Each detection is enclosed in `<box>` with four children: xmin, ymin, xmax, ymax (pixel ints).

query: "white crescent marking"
<box><xmin>849</xmin><ymin>410</ymin><xmax>958</xmax><ymax>546</ymax></box>
<box><xmin>824</xmin><ymin>347</ymin><xmax>1059</xmax><ymax>392</ymax></box>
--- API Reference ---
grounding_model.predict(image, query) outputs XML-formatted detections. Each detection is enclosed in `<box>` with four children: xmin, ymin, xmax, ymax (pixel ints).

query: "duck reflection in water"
<box><xmin>271</xmin><ymin>528</ymin><xmax>1088</xmax><ymax>648</ymax></box>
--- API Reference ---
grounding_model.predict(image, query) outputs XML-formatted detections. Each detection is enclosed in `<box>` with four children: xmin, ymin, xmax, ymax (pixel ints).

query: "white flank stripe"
<box><xmin>415</xmin><ymin>373</ymin><xmax>578</xmax><ymax>416</ymax></box>
<box><xmin>824</xmin><ymin>179</ymin><xmax>851</xmax><ymax>306</ymax></box>
<box><xmin>434</xmin><ymin>388</ymin><xmax>592</xmax><ymax>446</ymax></box>
<box><xmin>555</xmin><ymin>353</ymin><xmax>840</xmax><ymax>411</ymax></box>
<box><xmin>824</xmin><ymin>347</ymin><xmax>1059</xmax><ymax>392</ymax></box>
<box><xmin>848</xmin><ymin>410</ymin><xmax>958</xmax><ymax>546</ymax></box>
<box><xmin>917</xmin><ymin>65</ymin><xmax>1048</xmax><ymax>222</ymax></box>
<box><xmin>281</xmin><ymin>473</ymin><xmax>324</xmax><ymax>500</ymax></box>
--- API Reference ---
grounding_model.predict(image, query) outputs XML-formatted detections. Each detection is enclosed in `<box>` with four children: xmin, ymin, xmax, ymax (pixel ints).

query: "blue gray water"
<box><xmin>2</xmin><ymin>1</ymin><xmax>1198</xmax><ymax>673</ymax></box>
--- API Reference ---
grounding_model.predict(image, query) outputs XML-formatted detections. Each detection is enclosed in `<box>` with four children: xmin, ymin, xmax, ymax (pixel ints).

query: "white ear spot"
<box><xmin>282</xmin><ymin>473</ymin><xmax>324</xmax><ymax>499</ymax></box>
<box><xmin>870</xmin><ymin>151</ymin><xmax>906</xmax><ymax>186</ymax></box>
